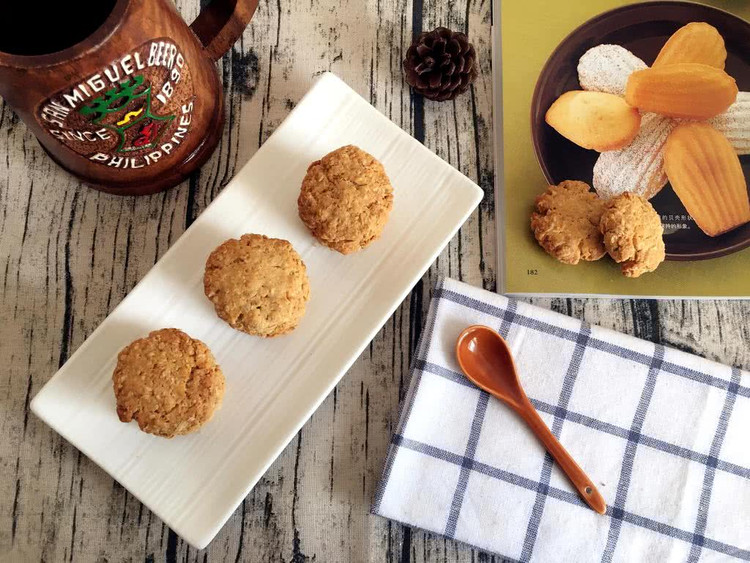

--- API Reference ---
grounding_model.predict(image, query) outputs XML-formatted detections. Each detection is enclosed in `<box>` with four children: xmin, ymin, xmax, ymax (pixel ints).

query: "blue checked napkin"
<box><xmin>373</xmin><ymin>278</ymin><xmax>750</xmax><ymax>562</ymax></box>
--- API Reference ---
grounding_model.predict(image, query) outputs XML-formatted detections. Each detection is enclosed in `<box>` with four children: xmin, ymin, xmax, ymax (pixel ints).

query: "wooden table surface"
<box><xmin>1</xmin><ymin>1</ymin><xmax>748</xmax><ymax>562</ymax></box>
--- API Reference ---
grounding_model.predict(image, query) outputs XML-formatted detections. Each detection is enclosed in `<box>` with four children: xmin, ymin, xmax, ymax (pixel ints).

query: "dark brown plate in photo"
<box><xmin>531</xmin><ymin>1</ymin><xmax>750</xmax><ymax>261</ymax></box>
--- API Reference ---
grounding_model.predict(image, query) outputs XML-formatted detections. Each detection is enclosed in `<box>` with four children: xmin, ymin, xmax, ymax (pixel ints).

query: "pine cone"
<box><xmin>403</xmin><ymin>27</ymin><xmax>478</xmax><ymax>102</ymax></box>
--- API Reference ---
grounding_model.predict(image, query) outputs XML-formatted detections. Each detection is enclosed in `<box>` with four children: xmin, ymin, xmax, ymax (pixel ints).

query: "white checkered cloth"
<box><xmin>373</xmin><ymin>278</ymin><xmax>750</xmax><ymax>562</ymax></box>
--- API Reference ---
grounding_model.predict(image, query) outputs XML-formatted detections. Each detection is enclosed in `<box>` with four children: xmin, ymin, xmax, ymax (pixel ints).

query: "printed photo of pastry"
<box><xmin>530</xmin><ymin>180</ymin><xmax>664</xmax><ymax>278</ymax></box>
<box><xmin>530</xmin><ymin>2</ymin><xmax>750</xmax><ymax>263</ymax></box>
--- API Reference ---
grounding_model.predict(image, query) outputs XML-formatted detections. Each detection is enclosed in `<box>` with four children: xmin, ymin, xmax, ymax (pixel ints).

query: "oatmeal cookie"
<box><xmin>298</xmin><ymin>145</ymin><xmax>394</xmax><ymax>254</ymax></box>
<box><xmin>112</xmin><ymin>328</ymin><xmax>225</xmax><ymax>438</ymax></box>
<box><xmin>203</xmin><ymin>234</ymin><xmax>310</xmax><ymax>337</ymax></box>
<box><xmin>530</xmin><ymin>180</ymin><xmax>606</xmax><ymax>264</ymax></box>
<box><xmin>599</xmin><ymin>193</ymin><xmax>665</xmax><ymax>278</ymax></box>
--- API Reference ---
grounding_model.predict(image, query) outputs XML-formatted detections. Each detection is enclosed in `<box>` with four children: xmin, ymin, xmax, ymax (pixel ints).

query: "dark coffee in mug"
<box><xmin>0</xmin><ymin>2</ymin><xmax>118</xmax><ymax>56</ymax></box>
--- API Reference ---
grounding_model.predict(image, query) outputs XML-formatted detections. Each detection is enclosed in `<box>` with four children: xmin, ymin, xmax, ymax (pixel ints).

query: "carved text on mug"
<box><xmin>36</xmin><ymin>39</ymin><xmax>196</xmax><ymax>169</ymax></box>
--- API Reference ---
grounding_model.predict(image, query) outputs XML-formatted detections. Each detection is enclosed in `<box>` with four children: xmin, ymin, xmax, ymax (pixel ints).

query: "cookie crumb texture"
<box><xmin>530</xmin><ymin>180</ymin><xmax>606</xmax><ymax>265</ymax></box>
<box><xmin>204</xmin><ymin>234</ymin><xmax>310</xmax><ymax>337</ymax></box>
<box><xmin>112</xmin><ymin>329</ymin><xmax>226</xmax><ymax>438</ymax></box>
<box><xmin>600</xmin><ymin>193</ymin><xmax>665</xmax><ymax>278</ymax></box>
<box><xmin>298</xmin><ymin>145</ymin><xmax>394</xmax><ymax>254</ymax></box>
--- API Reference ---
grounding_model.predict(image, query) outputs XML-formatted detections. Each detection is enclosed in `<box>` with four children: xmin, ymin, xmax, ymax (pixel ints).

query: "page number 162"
<box><xmin>527</xmin><ymin>269</ymin><xmax>538</xmax><ymax>276</ymax></box>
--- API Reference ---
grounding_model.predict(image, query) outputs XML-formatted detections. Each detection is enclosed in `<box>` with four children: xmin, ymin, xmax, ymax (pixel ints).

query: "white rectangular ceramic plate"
<box><xmin>31</xmin><ymin>72</ymin><xmax>483</xmax><ymax>549</ymax></box>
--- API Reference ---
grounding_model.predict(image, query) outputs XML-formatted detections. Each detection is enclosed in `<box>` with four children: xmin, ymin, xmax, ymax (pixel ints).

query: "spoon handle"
<box><xmin>514</xmin><ymin>398</ymin><xmax>607</xmax><ymax>515</ymax></box>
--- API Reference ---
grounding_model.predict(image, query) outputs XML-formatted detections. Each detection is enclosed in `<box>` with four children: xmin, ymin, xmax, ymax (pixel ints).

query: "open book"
<box><xmin>492</xmin><ymin>0</ymin><xmax>750</xmax><ymax>297</ymax></box>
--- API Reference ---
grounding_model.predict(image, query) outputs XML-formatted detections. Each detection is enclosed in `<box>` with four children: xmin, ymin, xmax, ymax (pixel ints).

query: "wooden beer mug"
<box><xmin>0</xmin><ymin>0</ymin><xmax>259</xmax><ymax>195</ymax></box>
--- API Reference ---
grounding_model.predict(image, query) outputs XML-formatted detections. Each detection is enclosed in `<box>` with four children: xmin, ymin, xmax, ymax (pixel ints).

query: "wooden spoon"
<box><xmin>455</xmin><ymin>325</ymin><xmax>607</xmax><ymax>515</ymax></box>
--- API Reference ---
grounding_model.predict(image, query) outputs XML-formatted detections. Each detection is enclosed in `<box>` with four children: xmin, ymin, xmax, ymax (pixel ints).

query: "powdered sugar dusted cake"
<box><xmin>709</xmin><ymin>91</ymin><xmax>750</xmax><ymax>155</ymax></box>
<box><xmin>577</xmin><ymin>44</ymin><xmax>647</xmax><ymax>96</ymax></box>
<box><xmin>593</xmin><ymin>113</ymin><xmax>675</xmax><ymax>200</ymax></box>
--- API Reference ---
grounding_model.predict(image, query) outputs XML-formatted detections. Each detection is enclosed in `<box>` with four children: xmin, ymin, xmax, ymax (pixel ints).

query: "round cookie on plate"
<box><xmin>112</xmin><ymin>328</ymin><xmax>226</xmax><ymax>438</ymax></box>
<box><xmin>298</xmin><ymin>145</ymin><xmax>394</xmax><ymax>254</ymax></box>
<box><xmin>203</xmin><ymin>234</ymin><xmax>310</xmax><ymax>337</ymax></box>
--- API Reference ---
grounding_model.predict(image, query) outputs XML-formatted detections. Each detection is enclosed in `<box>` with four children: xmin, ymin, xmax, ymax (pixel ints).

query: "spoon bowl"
<box><xmin>456</xmin><ymin>325</ymin><xmax>526</xmax><ymax>407</ymax></box>
<box><xmin>456</xmin><ymin>325</ymin><xmax>607</xmax><ymax>515</ymax></box>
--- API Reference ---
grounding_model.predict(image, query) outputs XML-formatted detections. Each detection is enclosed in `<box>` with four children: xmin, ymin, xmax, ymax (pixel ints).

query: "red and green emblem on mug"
<box><xmin>39</xmin><ymin>40</ymin><xmax>195</xmax><ymax>170</ymax></box>
<box><xmin>0</xmin><ymin>0</ymin><xmax>259</xmax><ymax>195</ymax></box>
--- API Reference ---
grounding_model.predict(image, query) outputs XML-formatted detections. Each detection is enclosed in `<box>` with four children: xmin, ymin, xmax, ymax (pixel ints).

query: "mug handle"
<box><xmin>190</xmin><ymin>0</ymin><xmax>260</xmax><ymax>61</ymax></box>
